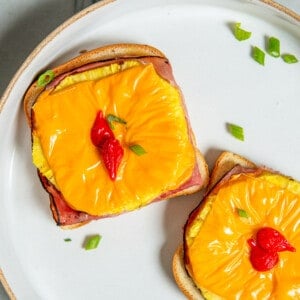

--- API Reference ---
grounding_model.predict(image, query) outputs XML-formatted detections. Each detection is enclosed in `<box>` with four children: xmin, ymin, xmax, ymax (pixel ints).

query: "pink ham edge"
<box><xmin>39</xmin><ymin>165</ymin><xmax>202</xmax><ymax>227</ymax></box>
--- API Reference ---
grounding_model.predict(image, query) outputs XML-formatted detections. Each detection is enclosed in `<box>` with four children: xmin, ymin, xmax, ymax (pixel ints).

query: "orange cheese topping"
<box><xmin>185</xmin><ymin>172</ymin><xmax>300</xmax><ymax>299</ymax></box>
<box><xmin>32</xmin><ymin>64</ymin><xmax>196</xmax><ymax>216</ymax></box>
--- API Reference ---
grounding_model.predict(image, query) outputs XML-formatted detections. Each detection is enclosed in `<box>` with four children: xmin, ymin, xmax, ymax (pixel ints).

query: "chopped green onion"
<box><xmin>37</xmin><ymin>70</ymin><xmax>55</xmax><ymax>87</ymax></box>
<box><xmin>234</xmin><ymin>23</ymin><xmax>252</xmax><ymax>41</ymax></box>
<box><xmin>129</xmin><ymin>144</ymin><xmax>147</xmax><ymax>156</ymax></box>
<box><xmin>267</xmin><ymin>37</ymin><xmax>280</xmax><ymax>57</ymax></box>
<box><xmin>281</xmin><ymin>53</ymin><xmax>298</xmax><ymax>64</ymax></box>
<box><xmin>227</xmin><ymin>123</ymin><xmax>244</xmax><ymax>141</ymax></box>
<box><xmin>106</xmin><ymin>114</ymin><xmax>127</xmax><ymax>130</ymax></box>
<box><xmin>252</xmin><ymin>46</ymin><xmax>265</xmax><ymax>65</ymax></box>
<box><xmin>84</xmin><ymin>234</ymin><xmax>101</xmax><ymax>250</ymax></box>
<box><xmin>237</xmin><ymin>208</ymin><xmax>249</xmax><ymax>218</ymax></box>
<box><xmin>64</xmin><ymin>238</ymin><xmax>72</xmax><ymax>242</ymax></box>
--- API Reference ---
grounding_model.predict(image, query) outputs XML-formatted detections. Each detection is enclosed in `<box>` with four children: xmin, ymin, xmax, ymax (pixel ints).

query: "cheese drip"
<box><xmin>32</xmin><ymin>63</ymin><xmax>195</xmax><ymax>216</ymax></box>
<box><xmin>185</xmin><ymin>172</ymin><xmax>300</xmax><ymax>299</ymax></box>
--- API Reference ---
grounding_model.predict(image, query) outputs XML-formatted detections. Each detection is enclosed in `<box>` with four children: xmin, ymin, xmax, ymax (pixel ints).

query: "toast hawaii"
<box><xmin>23</xmin><ymin>43</ymin><xmax>209</xmax><ymax>229</ymax></box>
<box><xmin>173</xmin><ymin>151</ymin><xmax>300</xmax><ymax>299</ymax></box>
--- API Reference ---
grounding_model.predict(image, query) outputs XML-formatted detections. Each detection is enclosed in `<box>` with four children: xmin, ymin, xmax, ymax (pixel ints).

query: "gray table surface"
<box><xmin>0</xmin><ymin>0</ymin><xmax>299</xmax><ymax>299</ymax></box>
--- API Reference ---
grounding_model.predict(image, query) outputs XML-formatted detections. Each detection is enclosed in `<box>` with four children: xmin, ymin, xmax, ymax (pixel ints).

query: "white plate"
<box><xmin>0</xmin><ymin>0</ymin><xmax>299</xmax><ymax>299</ymax></box>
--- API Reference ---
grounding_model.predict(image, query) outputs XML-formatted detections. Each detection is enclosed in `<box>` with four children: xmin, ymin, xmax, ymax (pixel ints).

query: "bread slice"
<box><xmin>173</xmin><ymin>151</ymin><xmax>300</xmax><ymax>299</ymax></box>
<box><xmin>23</xmin><ymin>43</ymin><xmax>209</xmax><ymax>228</ymax></box>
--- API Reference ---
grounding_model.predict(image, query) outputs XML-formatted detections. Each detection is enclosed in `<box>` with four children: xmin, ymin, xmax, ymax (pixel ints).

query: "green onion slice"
<box><xmin>106</xmin><ymin>114</ymin><xmax>127</xmax><ymax>129</ymax></box>
<box><xmin>64</xmin><ymin>238</ymin><xmax>72</xmax><ymax>242</ymax></box>
<box><xmin>237</xmin><ymin>208</ymin><xmax>249</xmax><ymax>218</ymax></box>
<box><xmin>129</xmin><ymin>144</ymin><xmax>147</xmax><ymax>156</ymax></box>
<box><xmin>282</xmin><ymin>54</ymin><xmax>298</xmax><ymax>64</ymax></box>
<box><xmin>267</xmin><ymin>37</ymin><xmax>280</xmax><ymax>57</ymax></box>
<box><xmin>234</xmin><ymin>23</ymin><xmax>252</xmax><ymax>41</ymax></box>
<box><xmin>252</xmin><ymin>46</ymin><xmax>265</xmax><ymax>65</ymax></box>
<box><xmin>37</xmin><ymin>70</ymin><xmax>55</xmax><ymax>87</ymax></box>
<box><xmin>227</xmin><ymin>123</ymin><xmax>244</xmax><ymax>141</ymax></box>
<box><xmin>84</xmin><ymin>234</ymin><xmax>102</xmax><ymax>250</ymax></box>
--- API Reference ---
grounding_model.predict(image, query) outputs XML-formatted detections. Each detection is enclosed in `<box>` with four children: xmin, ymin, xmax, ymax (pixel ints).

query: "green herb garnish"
<box><xmin>64</xmin><ymin>238</ymin><xmax>72</xmax><ymax>242</ymax></box>
<box><xmin>227</xmin><ymin>123</ymin><xmax>244</xmax><ymax>141</ymax></box>
<box><xmin>84</xmin><ymin>234</ymin><xmax>102</xmax><ymax>250</ymax></box>
<box><xmin>237</xmin><ymin>208</ymin><xmax>249</xmax><ymax>218</ymax></box>
<box><xmin>37</xmin><ymin>70</ymin><xmax>55</xmax><ymax>87</ymax></box>
<box><xmin>282</xmin><ymin>53</ymin><xmax>298</xmax><ymax>64</ymax></box>
<box><xmin>106</xmin><ymin>114</ymin><xmax>127</xmax><ymax>129</ymax></box>
<box><xmin>252</xmin><ymin>46</ymin><xmax>265</xmax><ymax>65</ymax></box>
<box><xmin>267</xmin><ymin>37</ymin><xmax>280</xmax><ymax>57</ymax></box>
<box><xmin>129</xmin><ymin>144</ymin><xmax>147</xmax><ymax>156</ymax></box>
<box><xmin>234</xmin><ymin>23</ymin><xmax>252</xmax><ymax>41</ymax></box>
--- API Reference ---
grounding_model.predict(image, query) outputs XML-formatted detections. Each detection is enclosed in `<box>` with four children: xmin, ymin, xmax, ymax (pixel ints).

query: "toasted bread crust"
<box><xmin>24</xmin><ymin>43</ymin><xmax>166</xmax><ymax>125</ymax></box>
<box><xmin>207</xmin><ymin>151</ymin><xmax>256</xmax><ymax>192</ymax></box>
<box><xmin>173</xmin><ymin>151</ymin><xmax>258</xmax><ymax>299</ymax></box>
<box><xmin>173</xmin><ymin>245</ymin><xmax>204</xmax><ymax>300</ymax></box>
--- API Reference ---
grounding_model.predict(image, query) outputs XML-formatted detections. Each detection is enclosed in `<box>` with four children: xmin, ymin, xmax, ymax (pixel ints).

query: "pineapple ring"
<box><xmin>32</xmin><ymin>63</ymin><xmax>196</xmax><ymax>216</ymax></box>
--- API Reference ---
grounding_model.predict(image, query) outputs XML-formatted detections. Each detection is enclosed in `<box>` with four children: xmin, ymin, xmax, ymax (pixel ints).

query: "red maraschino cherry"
<box><xmin>256</xmin><ymin>227</ymin><xmax>296</xmax><ymax>253</ymax></box>
<box><xmin>100</xmin><ymin>137</ymin><xmax>124</xmax><ymax>181</ymax></box>
<box><xmin>248</xmin><ymin>227</ymin><xmax>296</xmax><ymax>272</ymax></box>
<box><xmin>91</xmin><ymin>111</ymin><xmax>114</xmax><ymax>147</ymax></box>
<box><xmin>91</xmin><ymin>110</ymin><xmax>124</xmax><ymax>180</ymax></box>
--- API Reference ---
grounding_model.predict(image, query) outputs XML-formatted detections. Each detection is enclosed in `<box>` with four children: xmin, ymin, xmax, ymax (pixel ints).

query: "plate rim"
<box><xmin>0</xmin><ymin>0</ymin><xmax>299</xmax><ymax>299</ymax></box>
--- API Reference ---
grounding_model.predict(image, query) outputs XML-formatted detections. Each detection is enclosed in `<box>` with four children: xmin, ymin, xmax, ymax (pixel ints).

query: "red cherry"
<box><xmin>248</xmin><ymin>238</ymin><xmax>279</xmax><ymax>271</ymax></box>
<box><xmin>256</xmin><ymin>227</ymin><xmax>296</xmax><ymax>253</ymax></box>
<box><xmin>90</xmin><ymin>111</ymin><xmax>124</xmax><ymax>180</ymax></box>
<box><xmin>100</xmin><ymin>137</ymin><xmax>124</xmax><ymax>181</ymax></box>
<box><xmin>91</xmin><ymin>111</ymin><xmax>114</xmax><ymax>147</ymax></box>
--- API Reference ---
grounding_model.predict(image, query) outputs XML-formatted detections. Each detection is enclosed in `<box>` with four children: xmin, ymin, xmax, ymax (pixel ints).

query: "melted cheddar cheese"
<box><xmin>185</xmin><ymin>172</ymin><xmax>300</xmax><ymax>299</ymax></box>
<box><xmin>32</xmin><ymin>63</ymin><xmax>196</xmax><ymax>216</ymax></box>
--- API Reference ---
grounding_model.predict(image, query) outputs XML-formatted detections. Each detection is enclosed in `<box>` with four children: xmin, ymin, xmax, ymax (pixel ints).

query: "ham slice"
<box><xmin>32</xmin><ymin>53</ymin><xmax>205</xmax><ymax>228</ymax></box>
<box><xmin>39</xmin><ymin>164</ymin><xmax>202</xmax><ymax>227</ymax></box>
